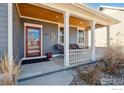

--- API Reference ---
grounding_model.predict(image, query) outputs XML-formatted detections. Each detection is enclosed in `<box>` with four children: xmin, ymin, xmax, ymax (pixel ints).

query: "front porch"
<box><xmin>19</xmin><ymin>47</ymin><xmax>104</xmax><ymax>81</ymax></box>
<box><xmin>13</xmin><ymin>3</ymin><xmax>116</xmax><ymax>67</ymax></box>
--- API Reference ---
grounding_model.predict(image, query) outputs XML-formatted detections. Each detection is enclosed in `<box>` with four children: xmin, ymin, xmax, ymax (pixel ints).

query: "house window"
<box><xmin>77</xmin><ymin>29</ymin><xmax>85</xmax><ymax>45</ymax></box>
<box><xmin>59</xmin><ymin>27</ymin><xmax>64</xmax><ymax>44</ymax></box>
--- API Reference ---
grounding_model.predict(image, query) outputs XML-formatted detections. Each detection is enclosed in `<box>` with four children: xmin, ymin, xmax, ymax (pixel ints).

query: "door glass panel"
<box><xmin>26</xmin><ymin>27</ymin><xmax>41</xmax><ymax>57</ymax></box>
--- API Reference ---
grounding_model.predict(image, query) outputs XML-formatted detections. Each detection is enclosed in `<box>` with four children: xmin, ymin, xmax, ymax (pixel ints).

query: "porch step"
<box><xmin>18</xmin><ymin>70</ymin><xmax>74</xmax><ymax>85</ymax></box>
<box><xmin>18</xmin><ymin>66</ymin><xmax>69</xmax><ymax>82</ymax></box>
<box><xmin>18</xmin><ymin>59</ymin><xmax>97</xmax><ymax>82</ymax></box>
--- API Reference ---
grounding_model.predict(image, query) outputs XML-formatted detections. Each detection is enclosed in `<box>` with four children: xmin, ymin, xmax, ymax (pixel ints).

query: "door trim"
<box><xmin>24</xmin><ymin>23</ymin><xmax>43</xmax><ymax>59</ymax></box>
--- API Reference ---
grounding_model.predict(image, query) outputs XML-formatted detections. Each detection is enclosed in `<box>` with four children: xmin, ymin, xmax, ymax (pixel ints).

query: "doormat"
<box><xmin>21</xmin><ymin>58</ymin><xmax>49</xmax><ymax>65</ymax></box>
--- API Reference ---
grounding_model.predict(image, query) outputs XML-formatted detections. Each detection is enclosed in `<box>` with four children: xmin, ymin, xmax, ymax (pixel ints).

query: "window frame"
<box><xmin>58</xmin><ymin>24</ymin><xmax>64</xmax><ymax>45</ymax></box>
<box><xmin>58</xmin><ymin>24</ymin><xmax>85</xmax><ymax>45</ymax></box>
<box><xmin>77</xmin><ymin>27</ymin><xmax>85</xmax><ymax>45</ymax></box>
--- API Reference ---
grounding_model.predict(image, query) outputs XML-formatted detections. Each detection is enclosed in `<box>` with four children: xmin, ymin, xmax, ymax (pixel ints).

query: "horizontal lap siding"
<box><xmin>20</xmin><ymin>18</ymin><xmax>58</xmax><ymax>57</ymax></box>
<box><xmin>69</xmin><ymin>27</ymin><xmax>77</xmax><ymax>44</ymax></box>
<box><xmin>69</xmin><ymin>27</ymin><xmax>89</xmax><ymax>48</ymax></box>
<box><xmin>20</xmin><ymin>19</ymin><xmax>89</xmax><ymax>57</ymax></box>
<box><xmin>0</xmin><ymin>4</ymin><xmax>8</xmax><ymax>57</ymax></box>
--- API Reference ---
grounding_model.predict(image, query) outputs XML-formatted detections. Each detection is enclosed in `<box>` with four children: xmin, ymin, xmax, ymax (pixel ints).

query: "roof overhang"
<box><xmin>99</xmin><ymin>5</ymin><xmax>124</xmax><ymax>11</ymax></box>
<box><xmin>35</xmin><ymin>3</ymin><xmax>120</xmax><ymax>25</ymax></box>
<box><xmin>16</xmin><ymin>3</ymin><xmax>120</xmax><ymax>30</ymax></box>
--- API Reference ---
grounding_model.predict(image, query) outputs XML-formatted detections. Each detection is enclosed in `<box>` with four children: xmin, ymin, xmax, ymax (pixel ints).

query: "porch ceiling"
<box><xmin>17</xmin><ymin>3</ymin><xmax>104</xmax><ymax>29</ymax></box>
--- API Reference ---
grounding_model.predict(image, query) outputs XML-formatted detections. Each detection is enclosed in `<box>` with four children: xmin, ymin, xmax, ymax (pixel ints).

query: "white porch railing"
<box><xmin>69</xmin><ymin>49</ymin><xmax>91</xmax><ymax>63</ymax></box>
<box><xmin>69</xmin><ymin>47</ymin><xmax>105</xmax><ymax>64</ymax></box>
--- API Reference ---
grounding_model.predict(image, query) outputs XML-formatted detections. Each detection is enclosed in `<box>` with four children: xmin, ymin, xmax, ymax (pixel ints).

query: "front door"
<box><xmin>25</xmin><ymin>26</ymin><xmax>42</xmax><ymax>58</ymax></box>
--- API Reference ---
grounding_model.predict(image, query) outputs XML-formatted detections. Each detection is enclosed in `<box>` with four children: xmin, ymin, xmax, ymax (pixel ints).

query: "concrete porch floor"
<box><xmin>18</xmin><ymin>57</ymin><xmax>92</xmax><ymax>82</ymax></box>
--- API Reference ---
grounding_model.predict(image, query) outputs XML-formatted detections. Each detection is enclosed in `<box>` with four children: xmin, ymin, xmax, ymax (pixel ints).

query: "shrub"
<box><xmin>77</xmin><ymin>66</ymin><xmax>101</xmax><ymax>85</ymax></box>
<box><xmin>102</xmin><ymin>39</ymin><xmax>124</xmax><ymax>75</ymax></box>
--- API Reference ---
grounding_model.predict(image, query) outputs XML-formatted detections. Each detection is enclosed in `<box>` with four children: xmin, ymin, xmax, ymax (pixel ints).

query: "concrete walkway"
<box><xmin>18</xmin><ymin>70</ymin><xmax>74</xmax><ymax>85</ymax></box>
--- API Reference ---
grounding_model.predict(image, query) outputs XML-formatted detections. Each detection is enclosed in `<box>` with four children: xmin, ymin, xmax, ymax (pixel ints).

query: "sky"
<box><xmin>86</xmin><ymin>3</ymin><xmax>124</xmax><ymax>9</ymax></box>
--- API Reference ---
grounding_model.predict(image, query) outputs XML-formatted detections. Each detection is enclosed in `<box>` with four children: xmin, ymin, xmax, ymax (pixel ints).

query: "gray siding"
<box><xmin>69</xmin><ymin>27</ymin><xmax>77</xmax><ymax>44</ymax></box>
<box><xmin>13</xmin><ymin>4</ymin><xmax>20</xmax><ymax>62</ymax></box>
<box><xmin>69</xmin><ymin>27</ymin><xmax>89</xmax><ymax>48</ymax></box>
<box><xmin>0</xmin><ymin>4</ymin><xmax>8</xmax><ymax>57</ymax></box>
<box><xmin>20</xmin><ymin>18</ymin><xmax>89</xmax><ymax>57</ymax></box>
<box><xmin>0</xmin><ymin>4</ymin><xmax>89</xmax><ymax>60</ymax></box>
<box><xmin>20</xmin><ymin>18</ymin><xmax>59</xmax><ymax>57</ymax></box>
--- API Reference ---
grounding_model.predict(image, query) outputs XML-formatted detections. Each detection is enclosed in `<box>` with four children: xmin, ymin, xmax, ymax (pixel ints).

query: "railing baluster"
<box><xmin>69</xmin><ymin>48</ymin><xmax>104</xmax><ymax>64</ymax></box>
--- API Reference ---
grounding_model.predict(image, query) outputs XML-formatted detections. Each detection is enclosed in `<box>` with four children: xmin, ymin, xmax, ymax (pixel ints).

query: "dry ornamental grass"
<box><xmin>0</xmin><ymin>51</ymin><xmax>21</xmax><ymax>85</ymax></box>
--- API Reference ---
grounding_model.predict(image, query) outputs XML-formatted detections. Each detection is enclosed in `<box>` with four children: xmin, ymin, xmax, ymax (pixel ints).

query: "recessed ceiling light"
<box><xmin>56</xmin><ymin>16</ymin><xmax>59</xmax><ymax>18</ymax></box>
<box><xmin>80</xmin><ymin>22</ymin><xmax>82</xmax><ymax>24</ymax></box>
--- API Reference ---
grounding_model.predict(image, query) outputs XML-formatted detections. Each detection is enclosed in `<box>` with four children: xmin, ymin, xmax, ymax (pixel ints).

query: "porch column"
<box><xmin>106</xmin><ymin>25</ymin><xmax>110</xmax><ymax>47</ymax></box>
<box><xmin>64</xmin><ymin>12</ymin><xmax>70</xmax><ymax>67</ymax></box>
<box><xmin>8</xmin><ymin>3</ymin><xmax>13</xmax><ymax>76</ymax></box>
<box><xmin>91</xmin><ymin>20</ymin><xmax>96</xmax><ymax>61</ymax></box>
